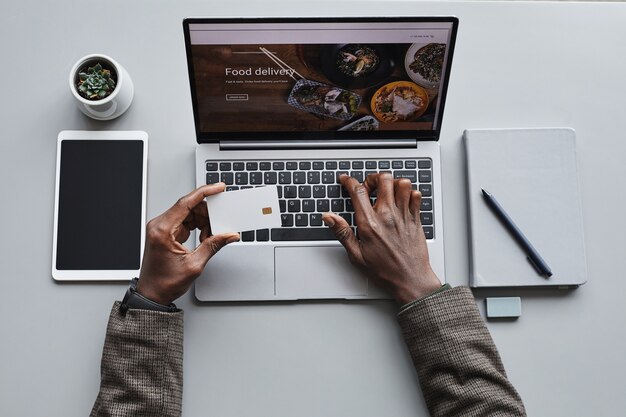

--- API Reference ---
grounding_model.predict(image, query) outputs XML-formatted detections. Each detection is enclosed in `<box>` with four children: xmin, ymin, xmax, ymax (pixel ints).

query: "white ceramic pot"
<box><xmin>69</xmin><ymin>54</ymin><xmax>134</xmax><ymax>120</ymax></box>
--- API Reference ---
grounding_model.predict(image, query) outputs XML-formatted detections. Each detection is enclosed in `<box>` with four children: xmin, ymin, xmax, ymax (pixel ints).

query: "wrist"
<box><xmin>121</xmin><ymin>278</ymin><xmax>179</xmax><ymax>313</ymax></box>
<box><xmin>394</xmin><ymin>270</ymin><xmax>442</xmax><ymax>305</ymax></box>
<box><xmin>136</xmin><ymin>279</ymin><xmax>173</xmax><ymax>305</ymax></box>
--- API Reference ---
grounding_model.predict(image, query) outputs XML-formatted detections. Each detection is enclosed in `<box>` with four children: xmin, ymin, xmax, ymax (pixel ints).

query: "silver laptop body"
<box><xmin>183</xmin><ymin>17</ymin><xmax>458</xmax><ymax>301</ymax></box>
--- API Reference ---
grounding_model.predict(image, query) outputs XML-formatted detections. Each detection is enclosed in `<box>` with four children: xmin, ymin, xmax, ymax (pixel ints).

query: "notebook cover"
<box><xmin>464</xmin><ymin>128</ymin><xmax>587</xmax><ymax>288</ymax></box>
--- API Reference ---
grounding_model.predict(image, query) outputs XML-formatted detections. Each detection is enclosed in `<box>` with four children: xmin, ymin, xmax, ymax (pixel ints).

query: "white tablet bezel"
<box><xmin>52</xmin><ymin>130</ymin><xmax>148</xmax><ymax>281</ymax></box>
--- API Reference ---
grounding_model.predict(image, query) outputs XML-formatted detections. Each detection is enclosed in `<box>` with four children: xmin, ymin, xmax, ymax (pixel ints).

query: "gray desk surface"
<box><xmin>1</xmin><ymin>1</ymin><xmax>625</xmax><ymax>416</ymax></box>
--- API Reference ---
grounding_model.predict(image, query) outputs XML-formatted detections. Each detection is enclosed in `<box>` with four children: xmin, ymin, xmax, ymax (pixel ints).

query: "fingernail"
<box><xmin>226</xmin><ymin>233</ymin><xmax>240</xmax><ymax>244</ymax></box>
<box><xmin>322</xmin><ymin>216</ymin><xmax>335</xmax><ymax>227</ymax></box>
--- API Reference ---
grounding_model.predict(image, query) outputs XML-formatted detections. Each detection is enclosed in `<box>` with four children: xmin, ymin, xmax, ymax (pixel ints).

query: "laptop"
<box><xmin>183</xmin><ymin>17</ymin><xmax>458</xmax><ymax>301</ymax></box>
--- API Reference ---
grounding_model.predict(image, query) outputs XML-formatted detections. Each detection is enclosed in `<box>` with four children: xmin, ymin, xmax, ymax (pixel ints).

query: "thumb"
<box><xmin>191</xmin><ymin>232</ymin><xmax>240</xmax><ymax>267</ymax></box>
<box><xmin>322</xmin><ymin>213</ymin><xmax>364</xmax><ymax>265</ymax></box>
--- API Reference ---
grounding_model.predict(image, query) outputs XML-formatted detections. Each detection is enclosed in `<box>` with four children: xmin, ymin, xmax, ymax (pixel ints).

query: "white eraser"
<box><xmin>486</xmin><ymin>297</ymin><xmax>522</xmax><ymax>318</ymax></box>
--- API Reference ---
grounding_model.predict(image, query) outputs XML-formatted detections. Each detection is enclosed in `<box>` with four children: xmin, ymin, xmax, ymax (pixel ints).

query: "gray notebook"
<box><xmin>464</xmin><ymin>128</ymin><xmax>587</xmax><ymax>288</ymax></box>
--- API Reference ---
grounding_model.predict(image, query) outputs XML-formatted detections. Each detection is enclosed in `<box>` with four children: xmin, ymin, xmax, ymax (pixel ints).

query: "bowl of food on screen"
<box><xmin>370</xmin><ymin>81</ymin><xmax>429</xmax><ymax>123</ymax></box>
<box><xmin>404</xmin><ymin>43</ymin><xmax>446</xmax><ymax>88</ymax></box>
<box><xmin>69</xmin><ymin>54</ymin><xmax>134</xmax><ymax>120</ymax></box>
<box><xmin>319</xmin><ymin>44</ymin><xmax>395</xmax><ymax>89</ymax></box>
<box><xmin>287</xmin><ymin>79</ymin><xmax>361</xmax><ymax>120</ymax></box>
<box><xmin>338</xmin><ymin>115</ymin><xmax>380</xmax><ymax>131</ymax></box>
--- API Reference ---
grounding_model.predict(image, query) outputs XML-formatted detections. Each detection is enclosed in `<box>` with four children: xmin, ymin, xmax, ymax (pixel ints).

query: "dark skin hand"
<box><xmin>322</xmin><ymin>174</ymin><xmax>441</xmax><ymax>305</ymax></box>
<box><xmin>137</xmin><ymin>183</ymin><xmax>240</xmax><ymax>305</ymax></box>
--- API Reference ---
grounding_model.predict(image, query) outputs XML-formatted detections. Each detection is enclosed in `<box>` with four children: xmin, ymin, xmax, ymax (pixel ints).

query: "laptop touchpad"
<box><xmin>275</xmin><ymin>246</ymin><xmax>368</xmax><ymax>298</ymax></box>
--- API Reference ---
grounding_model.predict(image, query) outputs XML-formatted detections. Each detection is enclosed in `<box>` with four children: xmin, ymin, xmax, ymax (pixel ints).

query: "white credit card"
<box><xmin>206</xmin><ymin>186</ymin><xmax>281</xmax><ymax>234</ymax></box>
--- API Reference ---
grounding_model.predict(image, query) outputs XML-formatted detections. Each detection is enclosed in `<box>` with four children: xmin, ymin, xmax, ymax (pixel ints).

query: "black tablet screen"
<box><xmin>56</xmin><ymin>140</ymin><xmax>144</xmax><ymax>270</ymax></box>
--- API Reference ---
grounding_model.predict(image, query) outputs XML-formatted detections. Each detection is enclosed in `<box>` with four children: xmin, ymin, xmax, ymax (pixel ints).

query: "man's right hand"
<box><xmin>322</xmin><ymin>174</ymin><xmax>441</xmax><ymax>305</ymax></box>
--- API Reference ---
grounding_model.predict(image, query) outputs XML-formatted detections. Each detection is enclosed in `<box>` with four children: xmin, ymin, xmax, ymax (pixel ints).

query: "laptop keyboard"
<box><xmin>205</xmin><ymin>159</ymin><xmax>434</xmax><ymax>241</ymax></box>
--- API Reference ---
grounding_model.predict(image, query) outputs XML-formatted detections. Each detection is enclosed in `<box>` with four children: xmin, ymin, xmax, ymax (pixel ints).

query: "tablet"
<box><xmin>52</xmin><ymin>131</ymin><xmax>148</xmax><ymax>281</ymax></box>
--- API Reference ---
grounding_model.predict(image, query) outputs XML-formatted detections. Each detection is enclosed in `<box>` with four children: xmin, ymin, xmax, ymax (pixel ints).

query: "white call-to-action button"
<box><xmin>226</xmin><ymin>94</ymin><xmax>249</xmax><ymax>101</ymax></box>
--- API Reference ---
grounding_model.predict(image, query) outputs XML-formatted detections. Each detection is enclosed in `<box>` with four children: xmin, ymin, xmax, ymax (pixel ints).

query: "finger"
<box><xmin>364</xmin><ymin>173</ymin><xmax>395</xmax><ymax>207</ymax></box>
<box><xmin>340</xmin><ymin>175</ymin><xmax>374</xmax><ymax>219</ymax></box>
<box><xmin>409</xmin><ymin>190</ymin><xmax>422</xmax><ymax>218</ymax></box>
<box><xmin>163</xmin><ymin>183</ymin><xmax>226</xmax><ymax>226</ymax></box>
<box><xmin>190</xmin><ymin>232</ymin><xmax>240</xmax><ymax>272</ymax></box>
<box><xmin>394</xmin><ymin>179</ymin><xmax>413</xmax><ymax>210</ymax></box>
<box><xmin>322</xmin><ymin>213</ymin><xmax>364</xmax><ymax>266</ymax></box>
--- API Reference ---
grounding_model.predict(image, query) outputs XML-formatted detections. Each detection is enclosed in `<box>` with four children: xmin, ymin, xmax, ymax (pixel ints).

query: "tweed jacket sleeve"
<box><xmin>90</xmin><ymin>301</ymin><xmax>184</xmax><ymax>417</ymax></box>
<box><xmin>398</xmin><ymin>286</ymin><xmax>526</xmax><ymax>416</ymax></box>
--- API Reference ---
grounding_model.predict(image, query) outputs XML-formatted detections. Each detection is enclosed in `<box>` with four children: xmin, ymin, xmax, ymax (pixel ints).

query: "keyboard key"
<box><xmin>392</xmin><ymin>160</ymin><xmax>403</xmax><ymax>169</ymax></box>
<box><xmin>299</xmin><ymin>161</ymin><xmax>311</xmax><ymax>170</ymax></box>
<box><xmin>312</xmin><ymin>161</ymin><xmax>324</xmax><ymax>170</ymax></box>
<box><xmin>298</xmin><ymin>185</ymin><xmax>311</xmax><ymax>198</ymax></box>
<box><xmin>365</xmin><ymin>160</ymin><xmax>377</xmax><ymax>169</ymax></box>
<box><xmin>339</xmin><ymin>213</ymin><xmax>352</xmax><ymax>225</ymax></box>
<box><xmin>250</xmin><ymin>172</ymin><xmax>263</xmax><ymax>185</ymax></box>
<box><xmin>317</xmin><ymin>199</ymin><xmax>330</xmax><ymax>212</ymax></box>
<box><xmin>257</xmin><ymin>229</ymin><xmax>270</xmax><ymax>241</ymax></box>
<box><xmin>271</xmin><ymin>227</ymin><xmax>337</xmax><ymax>241</ymax></box>
<box><xmin>279</xmin><ymin>200</ymin><xmax>287</xmax><ymax>213</ymax></box>
<box><xmin>273</xmin><ymin>162</ymin><xmax>285</xmax><ymax>170</ymax></box>
<box><xmin>264</xmin><ymin>172</ymin><xmax>277</xmax><ymax>184</ymax></box>
<box><xmin>241</xmin><ymin>231</ymin><xmax>255</xmax><ymax>242</ymax></box>
<box><xmin>260</xmin><ymin>162</ymin><xmax>271</xmax><ymax>171</ymax></box>
<box><xmin>226</xmin><ymin>186</ymin><xmax>239</xmax><ymax>191</ymax></box>
<box><xmin>327</xmin><ymin>185</ymin><xmax>341</xmax><ymax>198</ymax></box>
<box><xmin>405</xmin><ymin>160</ymin><xmax>417</xmax><ymax>169</ymax></box>
<box><xmin>423</xmin><ymin>226</ymin><xmax>434</xmax><ymax>239</ymax></box>
<box><xmin>336</xmin><ymin>171</ymin><xmax>349</xmax><ymax>182</ymax></box>
<box><xmin>293</xmin><ymin>172</ymin><xmax>306</xmax><ymax>184</ymax></box>
<box><xmin>365</xmin><ymin>171</ymin><xmax>377</xmax><ymax>178</ymax></box>
<box><xmin>206</xmin><ymin>172</ymin><xmax>219</xmax><ymax>184</ymax></box>
<box><xmin>246</xmin><ymin>162</ymin><xmax>258</xmax><ymax>171</ymax></box>
<box><xmin>221</xmin><ymin>172</ymin><xmax>234</xmax><ymax>185</ymax></box>
<box><xmin>418</xmin><ymin>170</ymin><xmax>432</xmax><ymax>183</ymax></box>
<box><xmin>281</xmin><ymin>213</ymin><xmax>294</xmax><ymax>227</ymax></box>
<box><xmin>313</xmin><ymin>185</ymin><xmax>326</xmax><ymax>198</ymax></box>
<box><xmin>346</xmin><ymin>199</ymin><xmax>354</xmax><ymax>212</ymax></box>
<box><xmin>219</xmin><ymin>162</ymin><xmax>232</xmax><ymax>171</ymax></box>
<box><xmin>322</xmin><ymin>171</ymin><xmax>335</xmax><ymax>184</ymax></box>
<box><xmin>326</xmin><ymin>161</ymin><xmax>338</xmax><ymax>170</ymax></box>
<box><xmin>350</xmin><ymin>171</ymin><xmax>364</xmax><ymax>182</ymax></box>
<box><xmin>307</xmin><ymin>171</ymin><xmax>320</xmax><ymax>184</ymax></box>
<box><xmin>302</xmin><ymin>199</ymin><xmax>315</xmax><ymax>212</ymax></box>
<box><xmin>310</xmin><ymin>213</ymin><xmax>323</xmax><ymax>226</ymax></box>
<box><xmin>331</xmin><ymin>199</ymin><xmax>345</xmax><ymax>212</ymax></box>
<box><xmin>420</xmin><ymin>212</ymin><xmax>433</xmax><ymax>225</ymax></box>
<box><xmin>378</xmin><ymin>161</ymin><xmax>390</xmax><ymax>169</ymax></box>
<box><xmin>241</xmin><ymin>186</ymin><xmax>253</xmax><ymax>190</ymax></box>
<box><xmin>288</xmin><ymin>200</ymin><xmax>300</xmax><ymax>212</ymax></box>
<box><xmin>206</xmin><ymin>162</ymin><xmax>218</xmax><ymax>171</ymax></box>
<box><xmin>352</xmin><ymin>161</ymin><xmax>364</xmax><ymax>169</ymax></box>
<box><xmin>339</xmin><ymin>161</ymin><xmax>350</xmax><ymax>169</ymax></box>
<box><xmin>418</xmin><ymin>160</ymin><xmax>431</xmax><ymax>169</ymax></box>
<box><xmin>279</xmin><ymin>171</ymin><xmax>291</xmax><ymax>184</ymax></box>
<box><xmin>394</xmin><ymin>170</ymin><xmax>417</xmax><ymax>182</ymax></box>
<box><xmin>295</xmin><ymin>214</ymin><xmax>308</xmax><ymax>227</ymax></box>
<box><xmin>419</xmin><ymin>184</ymin><xmax>432</xmax><ymax>197</ymax></box>
<box><xmin>277</xmin><ymin>186</ymin><xmax>283</xmax><ymax>198</ymax></box>
<box><xmin>420</xmin><ymin>198</ymin><xmax>433</xmax><ymax>211</ymax></box>
<box><xmin>284</xmin><ymin>186</ymin><xmax>297</xmax><ymax>198</ymax></box>
<box><xmin>233</xmin><ymin>162</ymin><xmax>245</xmax><ymax>171</ymax></box>
<box><xmin>235</xmin><ymin>172</ymin><xmax>248</xmax><ymax>185</ymax></box>
<box><xmin>286</xmin><ymin>161</ymin><xmax>298</xmax><ymax>170</ymax></box>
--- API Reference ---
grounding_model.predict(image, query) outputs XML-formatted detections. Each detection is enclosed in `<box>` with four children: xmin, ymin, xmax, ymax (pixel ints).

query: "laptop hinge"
<box><xmin>219</xmin><ymin>139</ymin><xmax>418</xmax><ymax>151</ymax></box>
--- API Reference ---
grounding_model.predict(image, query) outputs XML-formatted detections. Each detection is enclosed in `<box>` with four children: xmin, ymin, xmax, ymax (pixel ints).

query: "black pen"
<box><xmin>481</xmin><ymin>188</ymin><xmax>553</xmax><ymax>278</ymax></box>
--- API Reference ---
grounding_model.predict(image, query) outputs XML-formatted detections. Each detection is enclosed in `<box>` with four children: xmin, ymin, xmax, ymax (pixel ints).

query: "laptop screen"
<box><xmin>184</xmin><ymin>18</ymin><xmax>458</xmax><ymax>142</ymax></box>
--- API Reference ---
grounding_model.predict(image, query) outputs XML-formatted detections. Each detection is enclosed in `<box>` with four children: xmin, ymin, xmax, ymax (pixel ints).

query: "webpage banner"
<box><xmin>190</xmin><ymin>23</ymin><xmax>453</xmax><ymax>133</ymax></box>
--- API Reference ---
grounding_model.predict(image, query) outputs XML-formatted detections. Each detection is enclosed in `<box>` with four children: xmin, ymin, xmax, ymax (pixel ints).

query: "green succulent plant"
<box><xmin>77</xmin><ymin>63</ymin><xmax>116</xmax><ymax>99</ymax></box>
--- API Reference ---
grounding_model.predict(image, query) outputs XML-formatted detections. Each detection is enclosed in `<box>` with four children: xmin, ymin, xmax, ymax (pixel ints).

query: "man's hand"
<box><xmin>322</xmin><ymin>174</ymin><xmax>441</xmax><ymax>305</ymax></box>
<box><xmin>136</xmin><ymin>184</ymin><xmax>240</xmax><ymax>305</ymax></box>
